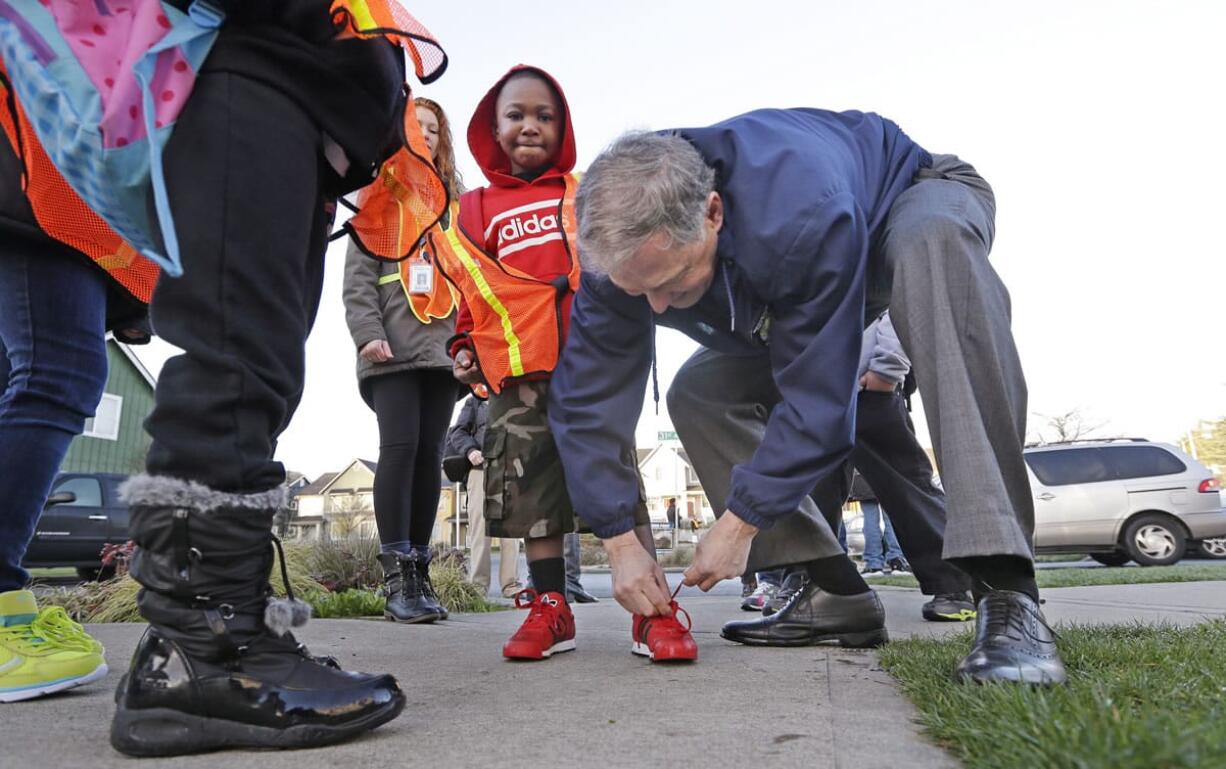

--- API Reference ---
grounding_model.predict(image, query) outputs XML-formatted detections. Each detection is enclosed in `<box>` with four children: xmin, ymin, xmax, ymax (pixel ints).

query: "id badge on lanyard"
<box><xmin>408</xmin><ymin>246</ymin><xmax>434</xmax><ymax>295</ymax></box>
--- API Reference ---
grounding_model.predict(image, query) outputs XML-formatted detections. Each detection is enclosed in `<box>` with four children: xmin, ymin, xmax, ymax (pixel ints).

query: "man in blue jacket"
<box><xmin>548</xmin><ymin>110</ymin><xmax>1065</xmax><ymax>684</ymax></box>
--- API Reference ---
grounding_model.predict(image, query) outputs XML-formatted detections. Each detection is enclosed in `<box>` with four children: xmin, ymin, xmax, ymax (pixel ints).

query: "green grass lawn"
<box><xmin>879</xmin><ymin>621</ymin><xmax>1226</xmax><ymax>769</ymax></box>
<box><xmin>866</xmin><ymin>563</ymin><xmax>1226</xmax><ymax>590</ymax></box>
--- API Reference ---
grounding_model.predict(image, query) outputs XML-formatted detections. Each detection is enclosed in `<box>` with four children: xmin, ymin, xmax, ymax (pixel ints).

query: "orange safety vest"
<box><xmin>335</xmin><ymin>0</ymin><xmax>450</xmax><ymax>270</ymax></box>
<box><xmin>375</xmin><ymin>201</ymin><xmax>461</xmax><ymax>324</ymax></box>
<box><xmin>433</xmin><ymin>173</ymin><xmax>583</xmax><ymax>396</ymax></box>
<box><xmin>346</xmin><ymin>102</ymin><xmax>449</xmax><ymax>258</ymax></box>
<box><xmin>0</xmin><ymin>62</ymin><xmax>157</xmax><ymax>304</ymax></box>
<box><xmin>331</xmin><ymin>0</ymin><xmax>448</xmax><ymax>85</ymax></box>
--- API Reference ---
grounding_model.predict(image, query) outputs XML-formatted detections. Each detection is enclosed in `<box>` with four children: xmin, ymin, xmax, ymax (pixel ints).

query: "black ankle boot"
<box><xmin>412</xmin><ymin>551</ymin><xmax>448</xmax><ymax>620</ymax></box>
<box><xmin>111</xmin><ymin>475</ymin><xmax>406</xmax><ymax>757</ymax></box>
<box><xmin>379</xmin><ymin>552</ymin><xmax>444</xmax><ymax>623</ymax></box>
<box><xmin>721</xmin><ymin>577</ymin><xmax>888</xmax><ymax>648</ymax></box>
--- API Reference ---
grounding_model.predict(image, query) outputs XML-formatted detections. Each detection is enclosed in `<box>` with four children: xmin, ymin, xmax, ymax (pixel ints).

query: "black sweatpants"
<box><xmin>850</xmin><ymin>390</ymin><xmax>971</xmax><ymax>595</ymax></box>
<box><xmin>805</xmin><ymin>391</ymin><xmax>970</xmax><ymax>595</ymax></box>
<box><xmin>144</xmin><ymin>70</ymin><xmax>330</xmax><ymax>492</ymax></box>
<box><xmin>368</xmin><ymin>369</ymin><xmax>456</xmax><ymax>548</ymax></box>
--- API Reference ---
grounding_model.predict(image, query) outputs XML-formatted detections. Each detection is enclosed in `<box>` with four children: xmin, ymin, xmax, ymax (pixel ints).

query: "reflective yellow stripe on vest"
<box><xmin>443</xmin><ymin>228</ymin><xmax>525</xmax><ymax>377</ymax></box>
<box><xmin>377</xmin><ymin>273</ymin><xmax>399</xmax><ymax>286</ymax></box>
<box><xmin>344</xmin><ymin>0</ymin><xmax>379</xmax><ymax>30</ymax></box>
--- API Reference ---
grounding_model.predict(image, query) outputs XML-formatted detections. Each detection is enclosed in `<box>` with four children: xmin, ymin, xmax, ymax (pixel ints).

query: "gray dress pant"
<box><xmin>668</xmin><ymin>350</ymin><xmax>847</xmax><ymax>572</ymax></box>
<box><xmin>668</xmin><ymin>154</ymin><xmax>1033</xmax><ymax>571</ymax></box>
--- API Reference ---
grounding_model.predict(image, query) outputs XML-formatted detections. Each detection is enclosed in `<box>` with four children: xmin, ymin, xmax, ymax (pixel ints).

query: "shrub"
<box><xmin>579</xmin><ymin>534</ymin><xmax>609</xmax><ymax>566</ymax></box>
<box><xmin>430</xmin><ymin>555</ymin><xmax>501</xmax><ymax>613</ymax></box>
<box><xmin>657</xmin><ymin>545</ymin><xmax>695</xmax><ymax>568</ymax></box>
<box><xmin>40</xmin><ymin>546</ymin><xmax>327</xmax><ymax>623</ymax></box>
<box><xmin>305</xmin><ymin>589</ymin><xmax>385</xmax><ymax>618</ymax></box>
<box><xmin>302</xmin><ymin>536</ymin><xmax>382</xmax><ymax>592</ymax></box>
<box><xmin>41</xmin><ymin>537</ymin><xmax>504</xmax><ymax>622</ymax></box>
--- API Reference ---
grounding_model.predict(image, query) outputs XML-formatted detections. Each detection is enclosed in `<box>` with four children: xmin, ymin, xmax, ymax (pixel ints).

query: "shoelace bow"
<box><xmin>635</xmin><ymin>583</ymin><xmax>693</xmax><ymax>643</ymax></box>
<box><xmin>658</xmin><ymin>602</ymin><xmax>693</xmax><ymax>633</ymax></box>
<box><xmin>511</xmin><ymin>589</ymin><xmax>570</xmax><ymax>637</ymax></box>
<box><xmin>0</xmin><ymin>607</ymin><xmax>95</xmax><ymax>653</ymax></box>
<box><xmin>513</xmin><ymin>588</ymin><xmax>541</xmax><ymax>610</ymax></box>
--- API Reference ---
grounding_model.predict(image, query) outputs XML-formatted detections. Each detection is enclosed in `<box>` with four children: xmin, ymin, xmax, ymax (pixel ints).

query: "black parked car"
<box><xmin>22</xmin><ymin>472</ymin><xmax>131</xmax><ymax>580</ymax></box>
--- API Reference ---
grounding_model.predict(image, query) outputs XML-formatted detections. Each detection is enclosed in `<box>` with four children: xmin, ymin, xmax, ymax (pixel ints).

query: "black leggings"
<box><xmin>368</xmin><ymin>369</ymin><xmax>456</xmax><ymax>548</ymax></box>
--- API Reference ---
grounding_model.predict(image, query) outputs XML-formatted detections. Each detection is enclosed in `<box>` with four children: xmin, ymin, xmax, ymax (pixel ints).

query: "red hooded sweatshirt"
<box><xmin>450</xmin><ymin>65</ymin><xmax>578</xmax><ymax>363</ymax></box>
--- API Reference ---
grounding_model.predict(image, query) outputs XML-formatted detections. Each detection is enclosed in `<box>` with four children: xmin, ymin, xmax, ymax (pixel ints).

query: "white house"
<box><xmin>637</xmin><ymin>440</ymin><xmax>715</xmax><ymax>531</ymax></box>
<box><xmin>287</xmin><ymin>459</ymin><xmax>458</xmax><ymax>545</ymax></box>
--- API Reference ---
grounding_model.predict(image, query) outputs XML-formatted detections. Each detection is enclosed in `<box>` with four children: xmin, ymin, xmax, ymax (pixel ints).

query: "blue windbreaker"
<box><xmin>549</xmin><ymin>108</ymin><xmax>931</xmax><ymax>538</ymax></box>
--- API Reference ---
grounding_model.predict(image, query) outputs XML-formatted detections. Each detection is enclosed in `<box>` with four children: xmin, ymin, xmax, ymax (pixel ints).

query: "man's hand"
<box><xmin>859</xmin><ymin>370</ymin><xmax>896</xmax><ymax>393</ymax></box>
<box><xmin>453</xmin><ymin>348</ymin><xmax>483</xmax><ymax>385</ymax></box>
<box><xmin>467</xmin><ymin>449</ymin><xmax>484</xmax><ymax>467</ymax></box>
<box><xmin>604</xmin><ymin>532</ymin><xmax>673</xmax><ymax>617</ymax></box>
<box><xmin>359</xmin><ymin>339</ymin><xmax>393</xmax><ymax>363</ymax></box>
<box><xmin>683</xmin><ymin>512</ymin><xmax>758</xmax><ymax>591</ymax></box>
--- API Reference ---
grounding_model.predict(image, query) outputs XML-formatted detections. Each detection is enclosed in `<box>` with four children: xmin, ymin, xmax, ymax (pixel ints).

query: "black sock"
<box><xmin>804</xmin><ymin>556</ymin><xmax>870</xmax><ymax>596</ymax></box>
<box><xmin>527</xmin><ymin>557</ymin><xmax>567</xmax><ymax>598</ymax></box>
<box><xmin>954</xmin><ymin>556</ymin><xmax>1039</xmax><ymax>603</ymax></box>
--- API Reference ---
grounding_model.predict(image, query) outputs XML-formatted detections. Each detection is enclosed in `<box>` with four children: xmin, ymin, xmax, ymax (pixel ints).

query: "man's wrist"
<box><xmin>722</xmin><ymin>509</ymin><xmax>761</xmax><ymax>538</ymax></box>
<box><xmin>602</xmin><ymin>530</ymin><xmax>642</xmax><ymax>556</ymax></box>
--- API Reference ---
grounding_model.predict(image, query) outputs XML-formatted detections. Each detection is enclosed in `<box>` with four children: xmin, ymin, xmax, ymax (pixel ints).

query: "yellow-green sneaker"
<box><xmin>0</xmin><ymin>589</ymin><xmax>107</xmax><ymax>702</ymax></box>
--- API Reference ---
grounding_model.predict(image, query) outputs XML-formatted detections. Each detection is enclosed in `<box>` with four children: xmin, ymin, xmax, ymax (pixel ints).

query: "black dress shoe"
<box><xmin>955</xmin><ymin>590</ymin><xmax>1066</xmax><ymax>685</ymax></box>
<box><xmin>567</xmin><ymin>587</ymin><xmax>600</xmax><ymax>604</ymax></box>
<box><xmin>111</xmin><ymin>629</ymin><xmax>405</xmax><ymax>756</ymax></box>
<box><xmin>721</xmin><ymin>578</ymin><xmax>887</xmax><ymax>648</ymax></box>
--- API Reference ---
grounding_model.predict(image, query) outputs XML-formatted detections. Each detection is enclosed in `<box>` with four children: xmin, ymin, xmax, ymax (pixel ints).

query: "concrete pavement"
<box><xmin>8</xmin><ymin>581</ymin><xmax>1225</xmax><ymax>769</ymax></box>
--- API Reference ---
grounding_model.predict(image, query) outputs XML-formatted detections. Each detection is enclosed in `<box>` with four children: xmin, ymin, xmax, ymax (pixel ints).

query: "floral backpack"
<box><xmin>0</xmin><ymin>1</ymin><xmax>225</xmax><ymax>277</ymax></box>
<box><xmin>0</xmin><ymin>0</ymin><xmax>448</xmax><ymax>279</ymax></box>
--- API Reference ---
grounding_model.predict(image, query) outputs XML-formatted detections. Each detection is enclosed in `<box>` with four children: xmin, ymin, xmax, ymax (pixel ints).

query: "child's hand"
<box><xmin>453</xmin><ymin>348</ymin><xmax>483</xmax><ymax>384</ymax></box>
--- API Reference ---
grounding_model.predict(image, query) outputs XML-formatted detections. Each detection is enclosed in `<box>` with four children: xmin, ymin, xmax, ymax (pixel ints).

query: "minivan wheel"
<box><xmin>1197</xmin><ymin>538</ymin><xmax>1226</xmax><ymax>560</ymax></box>
<box><xmin>1090</xmin><ymin>551</ymin><xmax>1131</xmax><ymax>567</ymax></box>
<box><xmin>1122</xmin><ymin>514</ymin><xmax>1186</xmax><ymax>566</ymax></box>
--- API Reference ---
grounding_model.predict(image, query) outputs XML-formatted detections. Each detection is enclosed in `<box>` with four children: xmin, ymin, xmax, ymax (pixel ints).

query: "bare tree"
<box><xmin>1030</xmin><ymin>408</ymin><xmax>1107</xmax><ymax>444</ymax></box>
<box><xmin>326</xmin><ymin>493</ymin><xmax>371</xmax><ymax>540</ymax></box>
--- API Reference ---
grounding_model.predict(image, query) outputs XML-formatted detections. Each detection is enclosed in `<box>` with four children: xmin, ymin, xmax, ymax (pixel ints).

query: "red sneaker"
<box><xmin>631</xmin><ymin>601</ymin><xmax>698</xmax><ymax>662</ymax></box>
<box><xmin>503</xmin><ymin>590</ymin><xmax>576</xmax><ymax>660</ymax></box>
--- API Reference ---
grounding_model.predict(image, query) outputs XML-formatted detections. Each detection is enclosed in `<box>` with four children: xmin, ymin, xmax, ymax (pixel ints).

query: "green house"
<box><xmin>59</xmin><ymin>339</ymin><xmax>156</xmax><ymax>476</ymax></box>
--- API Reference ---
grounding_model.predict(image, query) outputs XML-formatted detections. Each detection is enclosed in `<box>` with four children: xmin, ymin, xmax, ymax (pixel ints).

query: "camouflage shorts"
<box><xmin>483</xmin><ymin>380</ymin><xmax>648</xmax><ymax>539</ymax></box>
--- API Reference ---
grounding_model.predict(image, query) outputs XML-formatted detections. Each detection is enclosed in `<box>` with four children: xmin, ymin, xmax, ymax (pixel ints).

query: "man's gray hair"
<box><xmin>576</xmin><ymin>131</ymin><xmax>716</xmax><ymax>276</ymax></box>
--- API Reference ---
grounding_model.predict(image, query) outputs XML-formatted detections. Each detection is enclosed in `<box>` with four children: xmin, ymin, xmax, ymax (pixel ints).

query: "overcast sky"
<box><xmin>133</xmin><ymin>0</ymin><xmax>1226</xmax><ymax>480</ymax></box>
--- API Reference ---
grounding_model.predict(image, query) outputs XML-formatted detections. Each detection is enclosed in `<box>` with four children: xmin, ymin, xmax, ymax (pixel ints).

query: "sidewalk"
<box><xmin>9</xmin><ymin>581</ymin><xmax>1225</xmax><ymax>769</ymax></box>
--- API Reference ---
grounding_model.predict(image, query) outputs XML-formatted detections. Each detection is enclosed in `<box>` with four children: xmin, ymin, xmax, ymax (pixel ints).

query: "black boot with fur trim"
<box><xmin>110</xmin><ymin>475</ymin><xmax>405</xmax><ymax>757</ymax></box>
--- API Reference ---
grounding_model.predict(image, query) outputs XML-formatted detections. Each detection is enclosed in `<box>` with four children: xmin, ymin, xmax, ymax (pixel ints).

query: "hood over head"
<box><xmin>468</xmin><ymin>64</ymin><xmax>576</xmax><ymax>186</ymax></box>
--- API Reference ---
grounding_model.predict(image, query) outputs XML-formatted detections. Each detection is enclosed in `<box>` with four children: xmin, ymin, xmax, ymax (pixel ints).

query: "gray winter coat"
<box><xmin>342</xmin><ymin>240</ymin><xmax>455</xmax><ymax>405</ymax></box>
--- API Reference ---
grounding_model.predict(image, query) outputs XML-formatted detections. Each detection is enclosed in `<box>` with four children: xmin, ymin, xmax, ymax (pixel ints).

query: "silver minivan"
<box><xmin>1024</xmin><ymin>440</ymin><xmax>1226</xmax><ymax>566</ymax></box>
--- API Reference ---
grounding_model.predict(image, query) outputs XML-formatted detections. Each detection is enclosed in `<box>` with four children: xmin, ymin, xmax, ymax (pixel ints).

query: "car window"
<box><xmin>1101</xmin><ymin>446</ymin><xmax>1186</xmax><ymax>480</ymax></box>
<box><xmin>1025</xmin><ymin>448</ymin><xmax>1113</xmax><ymax>486</ymax></box>
<box><xmin>51</xmin><ymin>477</ymin><xmax>103</xmax><ymax>507</ymax></box>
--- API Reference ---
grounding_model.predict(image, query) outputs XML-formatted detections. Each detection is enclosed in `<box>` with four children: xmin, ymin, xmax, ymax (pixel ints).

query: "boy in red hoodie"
<box><xmin>442</xmin><ymin>65</ymin><xmax>697</xmax><ymax>663</ymax></box>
